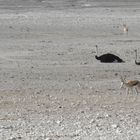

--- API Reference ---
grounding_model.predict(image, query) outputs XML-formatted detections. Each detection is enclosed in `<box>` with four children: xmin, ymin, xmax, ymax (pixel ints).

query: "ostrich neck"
<box><xmin>135</xmin><ymin>51</ymin><xmax>137</xmax><ymax>61</ymax></box>
<box><xmin>96</xmin><ymin>46</ymin><xmax>99</xmax><ymax>57</ymax></box>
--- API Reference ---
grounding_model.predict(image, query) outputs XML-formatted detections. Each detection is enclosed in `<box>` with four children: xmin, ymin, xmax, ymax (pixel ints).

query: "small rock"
<box><xmin>105</xmin><ymin>113</ymin><xmax>111</xmax><ymax>118</ymax></box>
<box><xmin>115</xmin><ymin>73</ymin><xmax>118</xmax><ymax>76</ymax></box>
<box><xmin>83</xmin><ymin>62</ymin><xmax>88</xmax><ymax>64</ymax></box>
<box><xmin>56</xmin><ymin>120</ymin><xmax>62</xmax><ymax>125</ymax></box>
<box><xmin>116</xmin><ymin>128</ymin><xmax>122</xmax><ymax>134</ymax></box>
<box><xmin>90</xmin><ymin>119</ymin><xmax>96</xmax><ymax>124</ymax></box>
<box><xmin>9</xmin><ymin>26</ymin><xmax>13</xmax><ymax>29</ymax></box>
<box><xmin>71</xmin><ymin>102</ymin><xmax>74</xmax><ymax>106</ymax></box>
<box><xmin>59</xmin><ymin>106</ymin><xmax>62</xmax><ymax>109</ymax></box>
<box><xmin>10</xmin><ymin>138</ymin><xmax>16</xmax><ymax>140</ymax></box>
<box><xmin>112</xmin><ymin>124</ymin><xmax>119</xmax><ymax>129</ymax></box>
<box><xmin>81</xmin><ymin>110</ymin><xmax>84</xmax><ymax>114</ymax></box>
<box><xmin>45</xmin><ymin>138</ymin><xmax>52</xmax><ymax>140</ymax></box>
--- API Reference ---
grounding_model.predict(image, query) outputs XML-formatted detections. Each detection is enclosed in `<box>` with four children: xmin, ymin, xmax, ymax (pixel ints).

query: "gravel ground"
<box><xmin>0</xmin><ymin>1</ymin><xmax>140</xmax><ymax>140</ymax></box>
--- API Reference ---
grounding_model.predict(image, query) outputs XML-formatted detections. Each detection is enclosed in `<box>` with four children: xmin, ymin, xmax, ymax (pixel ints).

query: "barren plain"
<box><xmin>0</xmin><ymin>1</ymin><xmax>140</xmax><ymax>140</ymax></box>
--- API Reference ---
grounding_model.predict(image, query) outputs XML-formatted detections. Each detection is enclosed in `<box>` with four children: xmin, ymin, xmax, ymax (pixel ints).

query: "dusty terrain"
<box><xmin>0</xmin><ymin>1</ymin><xmax>140</xmax><ymax>140</ymax></box>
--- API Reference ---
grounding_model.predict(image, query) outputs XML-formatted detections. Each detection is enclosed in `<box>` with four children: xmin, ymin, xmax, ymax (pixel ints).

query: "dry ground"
<box><xmin>0</xmin><ymin>1</ymin><xmax>140</xmax><ymax>140</ymax></box>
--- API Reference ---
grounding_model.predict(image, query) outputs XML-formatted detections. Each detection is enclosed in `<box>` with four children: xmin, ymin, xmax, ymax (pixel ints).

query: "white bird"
<box><xmin>123</xmin><ymin>24</ymin><xmax>128</xmax><ymax>34</ymax></box>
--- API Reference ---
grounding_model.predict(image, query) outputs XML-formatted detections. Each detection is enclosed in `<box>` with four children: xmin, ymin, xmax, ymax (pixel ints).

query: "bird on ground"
<box><xmin>123</xmin><ymin>24</ymin><xmax>128</xmax><ymax>34</ymax></box>
<box><xmin>134</xmin><ymin>49</ymin><xmax>140</xmax><ymax>65</ymax></box>
<box><xmin>95</xmin><ymin>45</ymin><xmax>124</xmax><ymax>63</ymax></box>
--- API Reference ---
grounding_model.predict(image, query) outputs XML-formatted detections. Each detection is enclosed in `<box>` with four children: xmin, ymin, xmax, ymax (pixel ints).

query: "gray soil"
<box><xmin>0</xmin><ymin>0</ymin><xmax>140</xmax><ymax>140</ymax></box>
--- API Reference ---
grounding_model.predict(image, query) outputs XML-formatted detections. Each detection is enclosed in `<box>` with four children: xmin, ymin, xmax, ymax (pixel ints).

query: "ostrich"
<box><xmin>95</xmin><ymin>45</ymin><xmax>124</xmax><ymax>63</ymax></box>
<box><xmin>134</xmin><ymin>49</ymin><xmax>140</xmax><ymax>65</ymax></box>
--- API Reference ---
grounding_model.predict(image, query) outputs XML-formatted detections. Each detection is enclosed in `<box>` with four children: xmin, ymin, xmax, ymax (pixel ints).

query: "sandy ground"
<box><xmin>1</xmin><ymin>1</ymin><xmax>140</xmax><ymax>140</ymax></box>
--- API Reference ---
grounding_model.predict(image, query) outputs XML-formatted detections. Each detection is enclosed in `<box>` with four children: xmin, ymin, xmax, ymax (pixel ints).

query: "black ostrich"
<box><xmin>95</xmin><ymin>45</ymin><xmax>124</xmax><ymax>63</ymax></box>
<box><xmin>134</xmin><ymin>49</ymin><xmax>140</xmax><ymax>65</ymax></box>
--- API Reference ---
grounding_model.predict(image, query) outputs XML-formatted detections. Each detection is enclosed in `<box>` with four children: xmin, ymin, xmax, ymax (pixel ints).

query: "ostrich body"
<box><xmin>135</xmin><ymin>49</ymin><xmax>140</xmax><ymax>65</ymax></box>
<box><xmin>95</xmin><ymin>45</ymin><xmax>124</xmax><ymax>63</ymax></box>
